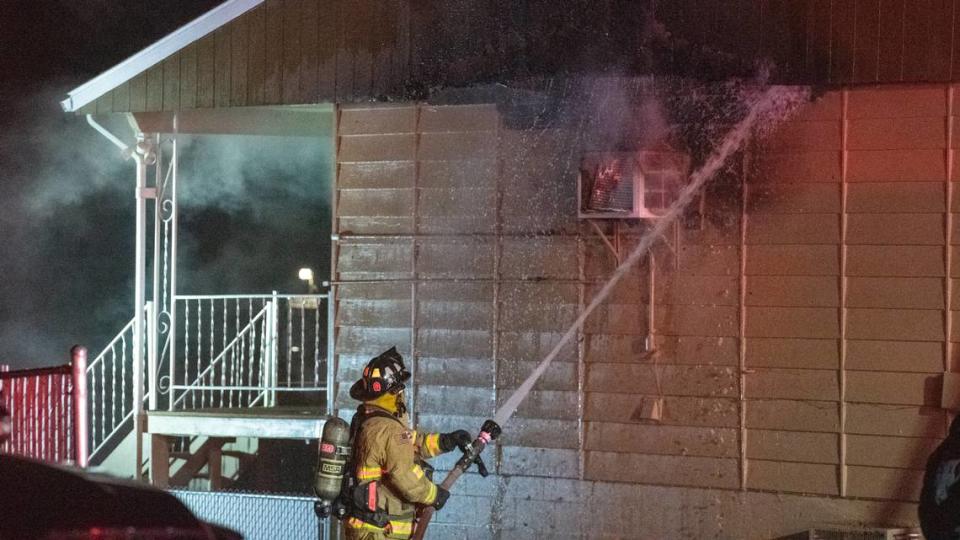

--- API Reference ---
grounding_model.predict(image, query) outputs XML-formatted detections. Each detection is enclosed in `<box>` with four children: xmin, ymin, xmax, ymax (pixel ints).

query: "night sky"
<box><xmin>0</xmin><ymin>1</ymin><xmax>330</xmax><ymax>368</ymax></box>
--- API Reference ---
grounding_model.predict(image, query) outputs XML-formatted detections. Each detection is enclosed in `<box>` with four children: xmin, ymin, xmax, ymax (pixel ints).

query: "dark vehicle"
<box><xmin>0</xmin><ymin>453</ymin><xmax>242</xmax><ymax>540</ymax></box>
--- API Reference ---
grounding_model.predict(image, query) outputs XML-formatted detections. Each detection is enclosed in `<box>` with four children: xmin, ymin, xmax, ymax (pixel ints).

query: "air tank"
<box><xmin>314</xmin><ymin>416</ymin><xmax>350</xmax><ymax>514</ymax></box>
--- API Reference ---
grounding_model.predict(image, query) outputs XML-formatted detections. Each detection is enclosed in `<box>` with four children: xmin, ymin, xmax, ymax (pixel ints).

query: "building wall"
<box><xmin>655</xmin><ymin>0</ymin><xmax>960</xmax><ymax>85</ymax></box>
<box><xmin>331</xmin><ymin>86</ymin><xmax>952</xmax><ymax>537</ymax></box>
<box><xmin>83</xmin><ymin>0</ymin><xmax>960</xmax><ymax>115</ymax></box>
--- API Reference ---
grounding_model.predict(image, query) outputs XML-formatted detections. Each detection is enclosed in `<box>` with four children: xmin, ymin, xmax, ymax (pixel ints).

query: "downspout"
<box><xmin>167</xmin><ymin>114</ymin><xmax>179</xmax><ymax>413</ymax></box>
<box><xmin>86</xmin><ymin>114</ymin><xmax>131</xmax><ymax>156</ymax></box>
<box><xmin>132</xmin><ymin>136</ymin><xmax>150</xmax><ymax>481</ymax></box>
<box><xmin>85</xmin><ymin>114</ymin><xmax>148</xmax><ymax>480</ymax></box>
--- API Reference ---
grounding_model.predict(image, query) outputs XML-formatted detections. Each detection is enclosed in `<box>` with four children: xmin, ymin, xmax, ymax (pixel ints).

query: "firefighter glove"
<box><xmin>432</xmin><ymin>486</ymin><xmax>450</xmax><ymax>510</ymax></box>
<box><xmin>439</xmin><ymin>430</ymin><xmax>472</xmax><ymax>453</ymax></box>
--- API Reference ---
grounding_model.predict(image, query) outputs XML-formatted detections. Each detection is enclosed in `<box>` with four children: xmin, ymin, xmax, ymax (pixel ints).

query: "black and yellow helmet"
<box><xmin>349</xmin><ymin>346</ymin><xmax>412</xmax><ymax>401</ymax></box>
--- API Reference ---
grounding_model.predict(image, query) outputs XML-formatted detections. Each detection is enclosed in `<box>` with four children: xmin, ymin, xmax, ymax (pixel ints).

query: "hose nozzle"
<box><xmin>479</xmin><ymin>419</ymin><xmax>501</xmax><ymax>442</ymax></box>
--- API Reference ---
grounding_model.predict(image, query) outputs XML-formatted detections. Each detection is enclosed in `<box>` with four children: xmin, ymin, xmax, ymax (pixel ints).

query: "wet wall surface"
<box><xmin>329</xmin><ymin>80</ymin><xmax>953</xmax><ymax>537</ymax></box>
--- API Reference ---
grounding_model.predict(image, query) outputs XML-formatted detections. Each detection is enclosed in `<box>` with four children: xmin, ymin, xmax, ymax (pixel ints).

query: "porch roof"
<box><xmin>59</xmin><ymin>0</ymin><xmax>263</xmax><ymax>113</ymax></box>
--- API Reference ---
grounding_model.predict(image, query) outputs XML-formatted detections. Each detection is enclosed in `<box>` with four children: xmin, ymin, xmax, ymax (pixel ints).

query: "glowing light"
<box><xmin>298</xmin><ymin>268</ymin><xmax>314</xmax><ymax>282</ymax></box>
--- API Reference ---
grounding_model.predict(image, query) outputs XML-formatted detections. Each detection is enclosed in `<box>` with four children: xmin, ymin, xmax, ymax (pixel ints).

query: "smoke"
<box><xmin>0</xmin><ymin>0</ymin><xmax>220</xmax><ymax>367</ymax></box>
<box><xmin>580</xmin><ymin>77</ymin><xmax>671</xmax><ymax>151</ymax></box>
<box><xmin>0</xmin><ymin>83</ymin><xmax>332</xmax><ymax>367</ymax></box>
<box><xmin>0</xmin><ymin>83</ymin><xmax>125</xmax><ymax>367</ymax></box>
<box><xmin>174</xmin><ymin>134</ymin><xmax>333</xmax><ymax>294</ymax></box>
<box><xmin>176</xmin><ymin>135</ymin><xmax>331</xmax><ymax>216</ymax></box>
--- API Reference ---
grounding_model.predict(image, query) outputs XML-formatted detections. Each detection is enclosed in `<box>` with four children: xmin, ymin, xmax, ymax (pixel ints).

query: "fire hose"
<box><xmin>411</xmin><ymin>419</ymin><xmax>501</xmax><ymax>540</ymax></box>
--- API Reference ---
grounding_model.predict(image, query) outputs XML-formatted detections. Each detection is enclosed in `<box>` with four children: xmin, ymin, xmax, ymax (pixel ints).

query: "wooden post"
<box><xmin>70</xmin><ymin>346</ymin><xmax>89</xmax><ymax>468</ymax></box>
<box><xmin>151</xmin><ymin>434</ymin><xmax>171</xmax><ymax>488</ymax></box>
<box><xmin>208</xmin><ymin>445</ymin><xmax>222</xmax><ymax>491</ymax></box>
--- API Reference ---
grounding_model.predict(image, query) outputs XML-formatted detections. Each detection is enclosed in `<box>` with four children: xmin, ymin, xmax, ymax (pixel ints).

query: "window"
<box><xmin>578</xmin><ymin>145</ymin><xmax>689</xmax><ymax>219</ymax></box>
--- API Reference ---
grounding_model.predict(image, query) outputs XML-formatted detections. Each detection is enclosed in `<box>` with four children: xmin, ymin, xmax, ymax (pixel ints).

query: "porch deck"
<box><xmin>146</xmin><ymin>407</ymin><xmax>329</xmax><ymax>439</ymax></box>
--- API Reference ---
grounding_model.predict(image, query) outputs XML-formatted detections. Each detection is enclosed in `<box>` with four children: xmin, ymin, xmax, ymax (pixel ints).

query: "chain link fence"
<box><xmin>171</xmin><ymin>490</ymin><xmax>331</xmax><ymax>540</ymax></box>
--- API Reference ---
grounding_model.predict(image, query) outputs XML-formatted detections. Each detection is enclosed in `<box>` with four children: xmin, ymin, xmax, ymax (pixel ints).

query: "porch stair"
<box><xmin>92</xmin><ymin>423</ymin><xmax>138</xmax><ymax>475</ymax></box>
<box><xmin>166</xmin><ymin>436</ymin><xmax>233</xmax><ymax>489</ymax></box>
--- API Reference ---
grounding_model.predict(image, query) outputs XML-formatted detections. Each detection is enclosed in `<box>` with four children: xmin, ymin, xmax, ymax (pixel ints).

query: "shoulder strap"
<box><xmin>349</xmin><ymin>405</ymin><xmax>404</xmax><ymax>443</ymax></box>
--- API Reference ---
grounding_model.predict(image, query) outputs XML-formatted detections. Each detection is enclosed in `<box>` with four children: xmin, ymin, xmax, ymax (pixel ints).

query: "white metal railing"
<box><xmin>169</xmin><ymin>294</ymin><xmax>328</xmax><ymax>412</ymax></box>
<box><xmin>171</xmin><ymin>303</ymin><xmax>269</xmax><ymax>409</ymax></box>
<box><xmin>77</xmin><ymin>292</ymin><xmax>329</xmax><ymax>464</ymax></box>
<box><xmin>85</xmin><ymin>306</ymin><xmax>147</xmax><ymax>463</ymax></box>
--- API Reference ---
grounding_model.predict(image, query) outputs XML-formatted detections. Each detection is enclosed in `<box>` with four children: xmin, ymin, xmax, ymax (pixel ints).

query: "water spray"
<box><xmin>412</xmin><ymin>83</ymin><xmax>809</xmax><ymax>539</ymax></box>
<box><xmin>494</xmin><ymin>84</ymin><xmax>807</xmax><ymax>428</ymax></box>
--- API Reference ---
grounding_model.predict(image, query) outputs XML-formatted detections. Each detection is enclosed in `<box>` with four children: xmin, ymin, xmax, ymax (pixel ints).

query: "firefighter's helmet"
<box><xmin>349</xmin><ymin>346</ymin><xmax>411</xmax><ymax>401</ymax></box>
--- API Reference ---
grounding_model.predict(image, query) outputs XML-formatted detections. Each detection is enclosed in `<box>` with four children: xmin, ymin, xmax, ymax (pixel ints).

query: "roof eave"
<box><xmin>60</xmin><ymin>0</ymin><xmax>264</xmax><ymax>113</ymax></box>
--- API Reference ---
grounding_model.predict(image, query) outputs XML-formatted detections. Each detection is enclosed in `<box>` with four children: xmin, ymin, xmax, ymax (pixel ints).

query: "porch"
<box><xmin>85</xmin><ymin>290</ymin><xmax>333</xmax><ymax>490</ymax></box>
<box><xmin>68</xmin><ymin>103</ymin><xmax>339</xmax><ymax>488</ymax></box>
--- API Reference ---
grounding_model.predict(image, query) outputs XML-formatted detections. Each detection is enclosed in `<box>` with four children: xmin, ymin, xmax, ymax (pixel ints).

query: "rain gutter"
<box><xmin>60</xmin><ymin>0</ymin><xmax>264</xmax><ymax>113</ymax></box>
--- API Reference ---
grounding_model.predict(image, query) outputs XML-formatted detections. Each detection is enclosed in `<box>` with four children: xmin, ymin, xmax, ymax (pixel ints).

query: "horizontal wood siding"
<box><xmin>333</xmin><ymin>84</ymin><xmax>951</xmax><ymax>536</ymax></box>
<box><xmin>334</xmin><ymin>103</ymin><xmax>500</xmax><ymax>443</ymax></box>
<box><xmin>743</xmin><ymin>84</ymin><xmax>954</xmax><ymax>502</ymax></box>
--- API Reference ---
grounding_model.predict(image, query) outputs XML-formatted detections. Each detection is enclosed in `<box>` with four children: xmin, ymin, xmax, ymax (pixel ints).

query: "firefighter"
<box><xmin>343</xmin><ymin>347</ymin><xmax>472</xmax><ymax>540</ymax></box>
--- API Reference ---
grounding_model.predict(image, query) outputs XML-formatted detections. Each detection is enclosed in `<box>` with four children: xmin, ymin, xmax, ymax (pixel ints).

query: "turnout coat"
<box><xmin>345</xmin><ymin>405</ymin><xmax>447</xmax><ymax>539</ymax></box>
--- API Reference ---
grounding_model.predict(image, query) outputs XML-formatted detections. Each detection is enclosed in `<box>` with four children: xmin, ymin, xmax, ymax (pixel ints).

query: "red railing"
<box><xmin>0</xmin><ymin>346</ymin><xmax>88</xmax><ymax>466</ymax></box>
